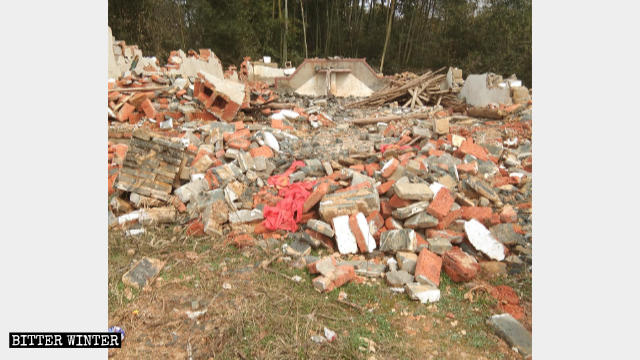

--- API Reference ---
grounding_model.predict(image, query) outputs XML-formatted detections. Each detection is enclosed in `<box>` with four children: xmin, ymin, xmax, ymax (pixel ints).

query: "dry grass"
<box><xmin>108</xmin><ymin>227</ymin><xmax>530</xmax><ymax>359</ymax></box>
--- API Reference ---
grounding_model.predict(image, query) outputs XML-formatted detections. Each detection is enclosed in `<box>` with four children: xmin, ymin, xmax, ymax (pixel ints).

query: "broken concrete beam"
<box><xmin>379</xmin><ymin>229</ymin><xmax>417</xmax><ymax>253</ymax></box>
<box><xmin>193</xmin><ymin>70</ymin><xmax>246</xmax><ymax>122</ymax></box>
<box><xmin>392</xmin><ymin>181</ymin><xmax>434</xmax><ymax>201</ymax></box>
<box><xmin>318</xmin><ymin>185</ymin><xmax>380</xmax><ymax>222</ymax></box>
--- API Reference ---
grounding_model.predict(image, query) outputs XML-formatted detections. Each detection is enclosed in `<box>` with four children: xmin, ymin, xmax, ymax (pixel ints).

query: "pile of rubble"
<box><xmin>108</xmin><ymin>30</ymin><xmax>532</xmax><ymax>322</ymax></box>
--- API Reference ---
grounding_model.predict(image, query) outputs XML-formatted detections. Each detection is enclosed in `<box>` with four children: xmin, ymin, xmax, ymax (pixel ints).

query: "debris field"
<box><xmin>108</xmin><ymin>27</ymin><xmax>532</xmax><ymax>357</ymax></box>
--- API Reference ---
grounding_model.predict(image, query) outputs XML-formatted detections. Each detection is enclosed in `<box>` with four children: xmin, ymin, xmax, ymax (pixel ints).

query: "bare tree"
<box><xmin>379</xmin><ymin>0</ymin><xmax>396</xmax><ymax>73</ymax></box>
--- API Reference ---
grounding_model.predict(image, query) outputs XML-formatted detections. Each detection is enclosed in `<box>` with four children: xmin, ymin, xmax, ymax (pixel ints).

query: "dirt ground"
<box><xmin>108</xmin><ymin>227</ymin><xmax>531</xmax><ymax>359</ymax></box>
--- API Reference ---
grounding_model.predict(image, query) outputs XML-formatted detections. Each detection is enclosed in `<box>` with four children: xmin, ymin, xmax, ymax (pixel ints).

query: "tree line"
<box><xmin>109</xmin><ymin>0</ymin><xmax>531</xmax><ymax>86</ymax></box>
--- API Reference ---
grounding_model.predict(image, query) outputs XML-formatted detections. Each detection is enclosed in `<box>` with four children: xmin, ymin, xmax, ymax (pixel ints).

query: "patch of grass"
<box><xmin>109</xmin><ymin>228</ymin><xmax>527</xmax><ymax>359</ymax></box>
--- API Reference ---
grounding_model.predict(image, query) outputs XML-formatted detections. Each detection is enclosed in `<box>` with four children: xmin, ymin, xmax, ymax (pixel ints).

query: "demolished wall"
<box><xmin>275</xmin><ymin>58</ymin><xmax>389</xmax><ymax>97</ymax></box>
<box><xmin>165</xmin><ymin>49</ymin><xmax>224</xmax><ymax>79</ymax></box>
<box><xmin>458</xmin><ymin>73</ymin><xmax>513</xmax><ymax>107</ymax></box>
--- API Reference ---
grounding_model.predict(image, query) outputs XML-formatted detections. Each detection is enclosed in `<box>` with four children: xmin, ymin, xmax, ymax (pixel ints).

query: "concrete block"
<box><xmin>489</xmin><ymin>314</ymin><xmax>532</xmax><ymax>357</ymax></box>
<box><xmin>379</xmin><ymin>229</ymin><xmax>417</xmax><ymax>253</ymax></box>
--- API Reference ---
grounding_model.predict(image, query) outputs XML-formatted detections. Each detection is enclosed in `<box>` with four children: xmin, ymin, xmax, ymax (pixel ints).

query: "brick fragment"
<box><xmin>415</xmin><ymin>248</ymin><xmax>442</xmax><ymax>287</ymax></box>
<box><xmin>381</xmin><ymin>158</ymin><xmax>399</xmax><ymax>178</ymax></box>
<box><xmin>303</xmin><ymin>182</ymin><xmax>329</xmax><ymax>213</ymax></box>
<box><xmin>427</xmin><ymin>187</ymin><xmax>454</xmax><ymax>220</ymax></box>
<box><xmin>500</xmin><ymin>205</ymin><xmax>517</xmax><ymax>223</ymax></box>
<box><xmin>442</xmin><ymin>246</ymin><xmax>480</xmax><ymax>282</ymax></box>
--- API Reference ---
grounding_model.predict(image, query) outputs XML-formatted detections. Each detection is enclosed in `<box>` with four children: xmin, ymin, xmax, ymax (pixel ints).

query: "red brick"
<box><xmin>415</xmin><ymin>248</ymin><xmax>442</xmax><ymax>287</ymax></box>
<box><xmin>500</xmin><ymin>205</ymin><xmax>517</xmax><ymax>223</ymax></box>
<box><xmin>336</xmin><ymin>181</ymin><xmax>372</xmax><ymax>193</ymax></box>
<box><xmin>427</xmin><ymin>229</ymin><xmax>464</xmax><ymax>242</ymax></box>
<box><xmin>397</xmin><ymin>135</ymin><xmax>412</xmax><ymax>146</ymax></box>
<box><xmin>365</xmin><ymin>163</ymin><xmax>380</xmax><ymax>177</ymax></box>
<box><xmin>366</xmin><ymin>211</ymin><xmax>384</xmax><ymax>230</ymax></box>
<box><xmin>381</xmin><ymin>158</ymin><xmax>399</xmax><ymax>178</ymax></box>
<box><xmin>380</xmin><ymin>200</ymin><xmax>392</xmax><ymax>217</ymax></box>
<box><xmin>249</xmin><ymin>145</ymin><xmax>274</xmax><ymax>158</ymax></box>
<box><xmin>303</xmin><ymin>182</ymin><xmax>329</xmax><ymax>212</ymax></box>
<box><xmin>140</xmin><ymin>98</ymin><xmax>156</xmax><ymax>118</ymax></box>
<box><xmin>108</xmin><ymin>174</ymin><xmax>117</xmax><ymax>195</ymax></box>
<box><xmin>461</xmin><ymin>207</ymin><xmax>493</xmax><ymax>222</ymax></box>
<box><xmin>228</xmin><ymin>138</ymin><xmax>250</xmax><ymax>150</ymax></box>
<box><xmin>301</xmin><ymin>211</ymin><xmax>316</xmax><ymax>222</ymax></box>
<box><xmin>117</xmin><ymin>103</ymin><xmax>135</xmax><ymax>122</ymax></box>
<box><xmin>271</xmin><ymin>118</ymin><xmax>284</xmax><ymax>129</ymax></box>
<box><xmin>398</xmin><ymin>151</ymin><xmax>415</xmax><ymax>164</ymax></box>
<box><xmin>427</xmin><ymin>188</ymin><xmax>454</xmax><ymax>220</ymax></box>
<box><xmin>349</xmin><ymin>214</ymin><xmax>368</xmax><ymax>253</ymax></box>
<box><xmin>377</xmin><ymin>180</ymin><xmax>395</xmax><ymax>194</ymax></box>
<box><xmin>305</xmin><ymin>229</ymin><xmax>335</xmax><ymax>251</ymax></box>
<box><xmin>186</xmin><ymin>220</ymin><xmax>205</xmax><ymax>236</ymax></box>
<box><xmin>458</xmin><ymin>138</ymin><xmax>488</xmax><ymax>161</ymax></box>
<box><xmin>428</xmin><ymin>148</ymin><xmax>445</xmax><ymax>157</ymax></box>
<box><xmin>331</xmin><ymin>265</ymin><xmax>356</xmax><ymax>289</ymax></box>
<box><xmin>112</xmin><ymin>144</ymin><xmax>128</xmax><ymax>160</ymax></box>
<box><xmin>456</xmin><ymin>162</ymin><xmax>478</xmax><ymax>175</ymax></box>
<box><xmin>232</xmin><ymin>121</ymin><xmax>244</xmax><ymax>130</ymax></box>
<box><xmin>442</xmin><ymin>246</ymin><xmax>480</xmax><ymax>282</ymax></box>
<box><xmin>383</xmin><ymin>123</ymin><xmax>396</xmax><ymax>137</ymax></box>
<box><xmin>231</xmin><ymin>233</ymin><xmax>255</xmax><ymax>248</ymax></box>
<box><xmin>374</xmin><ymin>226</ymin><xmax>386</xmax><ymax>242</ymax></box>
<box><xmin>389</xmin><ymin>194</ymin><xmax>411</xmax><ymax>208</ymax></box>
<box><xmin>253</xmin><ymin>222</ymin><xmax>269</xmax><ymax>234</ymax></box>
<box><xmin>385</xmin><ymin>217</ymin><xmax>401</xmax><ymax>230</ymax></box>
<box><xmin>416</xmin><ymin>232</ymin><xmax>428</xmax><ymax>249</ymax></box>
<box><xmin>307</xmin><ymin>256</ymin><xmax>337</xmax><ymax>274</ymax></box>
<box><xmin>499</xmin><ymin>303</ymin><xmax>525</xmax><ymax>320</ymax></box>
<box><xmin>223</xmin><ymin>128</ymin><xmax>250</xmax><ymax>142</ymax></box>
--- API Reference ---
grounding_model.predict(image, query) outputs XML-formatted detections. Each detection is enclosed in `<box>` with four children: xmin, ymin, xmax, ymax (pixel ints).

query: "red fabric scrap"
<box><xmin>262</xmin><ymin>181</ymin><xmax>316</xmax><ymax>232</ymax></box>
